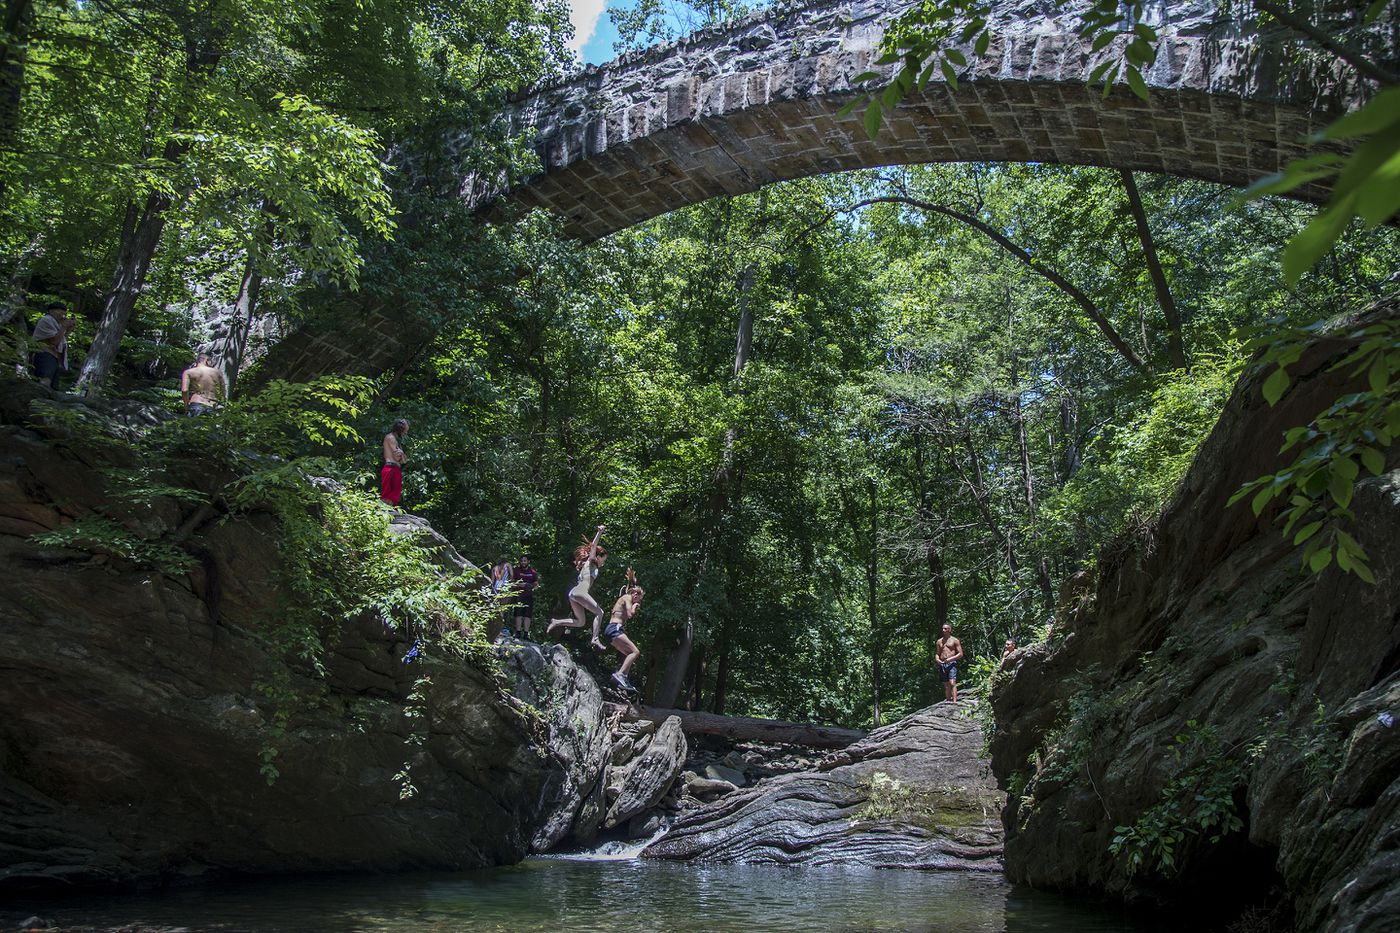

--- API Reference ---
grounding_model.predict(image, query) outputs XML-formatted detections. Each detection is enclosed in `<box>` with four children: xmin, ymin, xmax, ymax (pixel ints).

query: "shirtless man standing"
<box><xmin>181</xmin><ymin>353</ymin><xmax>225</xmax><ymax>415</ymax></box>
<box><xmin>936</xmin><ymin>623</ymin><xmax>964</xmax><ymax>703</ymax></box>
<box><xmin>380</xmin><ymin>418</ymin><xmax>409</xmax><ymax>506</ymax></box>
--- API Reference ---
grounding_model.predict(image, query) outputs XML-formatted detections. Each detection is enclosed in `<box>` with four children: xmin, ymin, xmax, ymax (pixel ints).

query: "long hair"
<box><xmin>390</xmin><ymin>418</ymin><xmax>409</xmax><ymax>437</ymax></box>
<box><xmin>572</xmin><ymin>539</ymin><xmax>608</xmax><ymax>567</ymax></box>
<box><xmin>619</xmin><ymin>567</ymin><xmax>643</xmax><ymax>599</ymax></box>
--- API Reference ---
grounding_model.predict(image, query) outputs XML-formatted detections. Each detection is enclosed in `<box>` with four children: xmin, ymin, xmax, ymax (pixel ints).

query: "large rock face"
<box><xmin>0</xmin><ymin>381</ymin><xmax>605</xmax><ymax>893</ymax></box>
<box><xmin>989</xmin><ymin>304</ymin><xmax>1400</xmax><ymax>932</ymax></box>
<box><xmin>643</xmin><ymin>703</ymin><xmax>1002</xmax><ymax>870</ymax></box>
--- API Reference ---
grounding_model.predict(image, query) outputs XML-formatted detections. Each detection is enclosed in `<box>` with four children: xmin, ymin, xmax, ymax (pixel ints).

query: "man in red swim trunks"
<box><xmin>380</xmin><ymin>418</ymin><xmax>408</xmax><ymax>505</ymax></box>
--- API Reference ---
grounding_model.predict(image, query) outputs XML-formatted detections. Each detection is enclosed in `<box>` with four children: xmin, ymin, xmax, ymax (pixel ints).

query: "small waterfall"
<box><xmin>546</xmin><ymin>818</ymin><xmax>673</xmax><ymax>861</ymax></box>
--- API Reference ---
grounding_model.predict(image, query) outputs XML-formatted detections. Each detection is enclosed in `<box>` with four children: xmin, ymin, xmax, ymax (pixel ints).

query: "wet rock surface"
<box><xmin>989</xmin><ymin>303</ymin><xmax>1400</xmax><ymax>932</ymax></box>
<box><xmin>0</xmin><ymin>381</ymin><xmax>602</xmax><ymax>893</ymax></box>
<box><xmin>643</xmin><ymin>703</ymin><xmax>1003</xmax><ymax>870</ymax></box>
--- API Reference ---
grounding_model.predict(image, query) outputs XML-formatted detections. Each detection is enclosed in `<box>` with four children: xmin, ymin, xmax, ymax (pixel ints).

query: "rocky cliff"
<box><xmin>989</xmin><ymin>304</ymin><xmax>1400</xmax><ymax>931</ymax></box>
<box><xmin>0</xmin><ymin>379</ymin><xmax>610</xmax><ymax>893</ymax></box>
<box><xmin>643</xmin><ymin>702</ymin><xmax>1003</xmax><ymax>870</ymax></box>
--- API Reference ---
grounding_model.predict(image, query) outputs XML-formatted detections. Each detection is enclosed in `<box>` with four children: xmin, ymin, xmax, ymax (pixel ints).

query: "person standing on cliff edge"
<box><xmin>380</xmin><ymin>418</ymin><xmax>409</xmax><ymax>506</ymax></box>
<box><xmin>31</xmin><ymin>301</ymin><xmax>76</xmax><ymax>390</ymax></box>
<box><xmin>936</xmin><ymin>623</ymin><xmax>964</xmax><ymax>703</ymax></box>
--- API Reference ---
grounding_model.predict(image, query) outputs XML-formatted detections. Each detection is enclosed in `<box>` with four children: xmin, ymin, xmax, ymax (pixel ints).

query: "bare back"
<box><xmin>182</xmin><ymin>364</ymin><xmax>224</xmax><ymax>406</ymax></box>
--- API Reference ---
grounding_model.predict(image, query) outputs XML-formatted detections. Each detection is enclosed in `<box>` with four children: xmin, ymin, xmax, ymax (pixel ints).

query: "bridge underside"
<box><xmin>503</xmin><ymin>81</ymin><xmax>1329</xmax><ymax>242</ymax></box>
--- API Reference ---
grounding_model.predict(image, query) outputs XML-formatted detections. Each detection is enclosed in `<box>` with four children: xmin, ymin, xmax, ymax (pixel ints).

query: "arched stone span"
<box><xmin>481</xmin><ymin>0</ymin><xmax>1357</xmax><ymax>241</ymax></box>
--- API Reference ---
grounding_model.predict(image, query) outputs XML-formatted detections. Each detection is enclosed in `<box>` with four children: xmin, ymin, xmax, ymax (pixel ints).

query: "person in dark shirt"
<box><xmin>512</xmin><ymin>554</ymin><xmax>539</xmax><ymax>641</ymax></box>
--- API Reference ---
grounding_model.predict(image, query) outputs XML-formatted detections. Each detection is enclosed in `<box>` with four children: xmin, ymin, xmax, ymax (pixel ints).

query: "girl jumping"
<box><xmin>600</xmin><ymin>569</ymin><xmax>644</xmax><ymax>695</ymax></box>
<box><xmin>546</xmin><ymin>525</ymin><xmax>607</xmax><ymax>638</ymax></box>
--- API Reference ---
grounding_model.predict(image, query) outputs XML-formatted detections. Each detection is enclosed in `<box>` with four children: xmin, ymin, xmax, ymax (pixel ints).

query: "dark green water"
<box><xmin>4</xmin><ymin>858</ymin><xmax>1181</xmax><ymax>932</ymax></box>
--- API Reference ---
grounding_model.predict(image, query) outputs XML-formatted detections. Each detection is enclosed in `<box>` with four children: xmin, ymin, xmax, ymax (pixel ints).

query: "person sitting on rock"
<box><xmin>598</xmin><ymin>569</ymin><xmax>644</xmax><ymax>695</ymax></box>
<box><xmin>1000</xmin><ymin>637</ymin><xmax>1017</xmax><ymax>669</ymax></box>
<box><xmin>936</xmin><ymin>623</ymin><xmax>964</xmax><ymax>703</ymax></box>
<box><xmin>546</xmin><ymin>524</ymin><xmax>607</xmax><ymax>639</ymax></box>
<box><xmin>380</xmin><ymin>418</ymin><xmax>408</xmax><ymax>506</ymax></box>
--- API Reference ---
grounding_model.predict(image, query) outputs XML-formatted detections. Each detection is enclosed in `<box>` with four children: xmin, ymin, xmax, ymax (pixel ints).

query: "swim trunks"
<box><xmin>939</xmin><ymin>661</ymin><xmax>958</xmax><ymax>682</ymax></box>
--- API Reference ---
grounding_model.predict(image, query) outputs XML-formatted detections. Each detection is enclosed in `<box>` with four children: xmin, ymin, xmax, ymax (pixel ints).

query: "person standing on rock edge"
<box><xmin>30</xmin><ymin>301</ymin><xmax>76</xmax><ymax>390</ymax></box>
<box><xmin>490</xmin><ymin>558</ymin><xmax>514</xmax><ymax>640</ymax></box>
<box><xmin>546</xmin><ymin>525</ymin><xmax>607</xmax><ymax>640</ymax></box>
<box><xmin>380</xmin><ymin>418</ymin><xmax>409</xmax><ymax>506</ymax></box>
<box><xmin>936</xmin><ymin>623</ymin><xmax>964</xmax><ymax>703</ymax></box>
<box><xmin>512</xmin><ymin>554</ymin><xmax>539</xmax><ymax>641</ymax></box>
<box><xmin>180</xmin><ymin>353</ymin><xmax>225</xmax><ymax>415</ymax></box>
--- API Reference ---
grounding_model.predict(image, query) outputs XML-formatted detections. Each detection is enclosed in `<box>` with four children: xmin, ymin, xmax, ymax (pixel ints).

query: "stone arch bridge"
<box><xmin>269</xmin><ymin>0</ymin><xmax>1358</xmax><ymax>380</ymax></box>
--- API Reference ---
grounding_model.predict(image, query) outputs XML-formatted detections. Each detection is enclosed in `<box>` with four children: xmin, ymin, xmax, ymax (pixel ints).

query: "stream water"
<box><xmin>3</xmin><ymin>858</ymin><xmax>1186</xmax><ymax>932</ymax></box>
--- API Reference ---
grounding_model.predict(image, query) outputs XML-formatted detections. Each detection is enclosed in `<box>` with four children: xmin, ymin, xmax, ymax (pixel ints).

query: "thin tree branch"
<box><xmin>1119</xmin><ymin>169</ymin><xmax>1187</xmax><ymax>370</ymax></box>
<box><xmin>1253</xmin><ymin>0</ymin><xmax>1398</xmax><ymax>85</ymax></box>
<box><xmin>834</xmin><ymin>196</ymin><xmax>1149</xmax><ymax>372</ymax></box>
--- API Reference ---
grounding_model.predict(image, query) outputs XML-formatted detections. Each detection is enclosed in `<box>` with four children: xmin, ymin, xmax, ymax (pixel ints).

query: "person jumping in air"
<box><xmin>546</xmin><ymin>525</ymin><xmax>607</xmax><ymax>639</ymax></box>
<box><xmin>600</xmin><ymin>569</ymin><xmax>644</xmax><ymax>696</ymax></box>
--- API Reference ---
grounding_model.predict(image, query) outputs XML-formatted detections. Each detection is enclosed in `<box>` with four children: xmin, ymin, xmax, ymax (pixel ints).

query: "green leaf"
<box><xmin>942</xmin><ymin>59</ymin><xmax>959</xmax><ymax>90</ymax></box>
<box><xmin>1282</xmin><ymin>198</ymin><xmax>1355</xmax><ymax>284</ymax></box>
<box><xmin>1308</xmin><ymin>546</ymin><xmax>1333</xmax><ymax>573</ymax></box>
<box><xmin>975</xmin><ymin>31</ymin><xmax>990</xmax><ymax>56</ymax></box>
<box><xmin>1328</xmin><ymin>468</ymin><xmax>1354</xmax><ymax>509</ymax></box>
<box><xmin>864</xmin><ymin>102</ymin><xmax>882</xmax><ymax>140</ymax></box>
<box><xmin>1293</xmin><ymin>521</ymin><xmax>1323</xmax><ymax>546</ymax></box>
<box><xmin>1251</xmin><ymin>485</ymin><xmax>1275</xmax><ymax>517</ymax></box>
<box><xmin>1089</xmin><ymin>59</ymin><xmax>1115</xmax><ymax>83</ymax></box>
<box><xmin>1101</xmin><ymin>64</ymin><xmax>1119</xmax><ymax>98</ymax></box>
<box><xmin>946</xmin><ymin>48</ymin><xmax>967</xmax><ymax>66</ymax></box>
<box><xmin>852</xmin><ymin>71</ymin><xmax>881</xmax><ymax>83</ymax></box>
<box><xmin>1320</xmin><ymin>87</ymin><xmax>1400</xmax><ymax>142</ymax></box>
<box><xmin>1366</xmin><ymin>0</ymin><xmax>1390</xmax><ymax>23</ymax></box>
<box><xmin>1262</xmin><ymin>366</ymin><xmax>1290</xmax><ymax>405</ymax></box>
<box><xmin>837</xmin><ymin>97</ymin><xmax>864</xmax><ymax>118</ymax></box>
<box><xmin>1360</xmin><ymin>446</ymin><xmax>1386</xmax><ymax>476</ymax></box>
<box><xmin>1133</xmin><ymin>22</ymin><xmax>1157</xmax><ymax>42</ymax></box>
<box><xmin>1353</xmin><ymin>560</ymin><xmax>1377</xmax><ymax>584</ymax></box>
<box><xmin>1125</xmin><ymin>65</ymin><xmax>1148</xmax><ymax>100</ymax></box>
<box><xmin>1091</xmin><ymin>31</ymin><xmax>1116</xmax><ymax>52</ymax></box>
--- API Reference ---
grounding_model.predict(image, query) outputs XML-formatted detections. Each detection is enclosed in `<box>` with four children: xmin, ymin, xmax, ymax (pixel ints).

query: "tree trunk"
<box><xmin>711</xmin><ymin>633</ymin><xmax>731</xmax><ymax>715</ymax></box>
<box><xmin>216</xmin><ymin>246</ymin><xmax>263</xmax><ymax>397</ymax></box>
<box><xmin>866</xmin><ymin>477</ymin><xmax>881</xmax><ymax>729</ymax></box>
<box><xmin>654</xmin><ymin>615</ymin><xmax>694</xmax><ymax>710</ymax></box>
<box><xmin>927</xmin><ymin>543</ymin><xmax>948</xmax><ymax>657</ymax></box>
<box><xmin>1119</xmin><ymin>170</ymin><xmax>1187</xmax><ymax>370</ymax></box>
<box><xmin>617</xmin><ymin>704</ymin><xmax>866</xmax><ymax>749</ymax></box>
<box><xmin>75</xmin><ymin>43</ymin><xmax>221</xmax><ymax>395</ymax></box>
<box><xmin>75</xmin><ymin>190</ymin><xmax>172</xmax><ymax>394</ymax></box>
<box><xmin>0</xmin><ymin>0</ymin><xmax>32</xmax><ymax>196</ymax></box>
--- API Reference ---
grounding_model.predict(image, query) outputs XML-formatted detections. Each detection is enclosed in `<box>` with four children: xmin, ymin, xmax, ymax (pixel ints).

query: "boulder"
<box><xmin>498</xmin><ymin>641</ymin><xmax>612</xmax><ymax>852</ymax></box>
<box><xmin>986</xmin><ymin>302</ymin><xmax>1400</xmax><ymax>931</ymax></box>
<box><xmin>703</xmin><ymin>764</ymin><xmax>748</xmax><ymax>787</ymax></box>
<box><xmin>604</xmin><ymin>716</ymin><xmax>687</xmax><ymax>829</ymax></box>
<box><xmin>645</xmin><ymin>703</ymin><xmax>1003</xmax><ymax>870</ymax></box>
<box><xmin>0</xmin><ymin>383</ymin><xmax>602</xmax><ymax>892</ymax></box>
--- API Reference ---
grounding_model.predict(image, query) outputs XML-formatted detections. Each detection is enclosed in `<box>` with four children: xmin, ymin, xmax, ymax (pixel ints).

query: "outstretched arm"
<box><xmin>586</xmin><ymin>524</ymin><xmax>605</xmax><ymax>563</ymax></box>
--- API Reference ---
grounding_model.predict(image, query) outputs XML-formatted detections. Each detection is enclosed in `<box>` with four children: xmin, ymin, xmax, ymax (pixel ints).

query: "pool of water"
<box><xmin>3</xmin><ymin>858</ymin><xmax>1183</xmax><ymax>932</ymax></box>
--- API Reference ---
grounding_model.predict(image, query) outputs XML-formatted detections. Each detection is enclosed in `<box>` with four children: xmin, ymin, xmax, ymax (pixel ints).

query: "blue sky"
<box><xmin>570</xmin><ymin>0</ymin><xmax>625</xmax><ymax>65</ymax></box>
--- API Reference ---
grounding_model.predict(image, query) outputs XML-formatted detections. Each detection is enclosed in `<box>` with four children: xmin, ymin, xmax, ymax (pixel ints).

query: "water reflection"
<box><xmin>3</xmin><ymin>859</ymin><xmax>1180</xmax><ymax>932</ymax></box>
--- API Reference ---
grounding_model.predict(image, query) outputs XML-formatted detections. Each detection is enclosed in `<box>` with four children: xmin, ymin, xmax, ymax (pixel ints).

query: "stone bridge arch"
<box><xmin>480</xmin><ymin>0</ymin><xmax>1355</xmax><ymax>241</ymax></box>
<box><xmin>266</xmin><ymin>0</ymin><xmax>1362</xmax><ymax>383</ymax></box>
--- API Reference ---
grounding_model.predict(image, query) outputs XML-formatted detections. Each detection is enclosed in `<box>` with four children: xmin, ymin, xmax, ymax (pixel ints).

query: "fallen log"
<box><xmin>613</xmin><ymin>703</ymin><xmax>866</xmax><ymax>749</ymax></box>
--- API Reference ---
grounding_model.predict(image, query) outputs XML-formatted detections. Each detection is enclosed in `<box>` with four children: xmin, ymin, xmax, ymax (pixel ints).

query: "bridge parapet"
<box><xmin>478</xmin><ymin>0</ymin><xmax>1357</xmax><ymax>240</ymax></box>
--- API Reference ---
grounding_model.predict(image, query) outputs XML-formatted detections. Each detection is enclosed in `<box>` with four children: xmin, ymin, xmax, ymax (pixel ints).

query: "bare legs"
<box><xmin>612</xmin><ymin>633</ymin><xmax>640</xmax><ymax>676</ymax></box>
<box><xmin>547</xmin><ymin>589</ymin><xmax>603</xmax><ymax>639</ymax></box>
